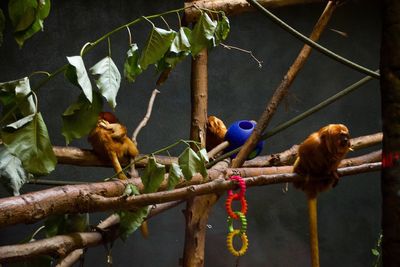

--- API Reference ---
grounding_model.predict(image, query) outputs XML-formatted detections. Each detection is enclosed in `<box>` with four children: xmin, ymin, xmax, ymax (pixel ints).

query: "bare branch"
<box><xmin>132</xmin><ymin>89</ymin><xmax>161</xmax><ymax>143</ymax></box>
<box><xmin>232</xmin><ymin>1</ymin><xmax>337</xmax><ymax>168</ymax></box>
<box><xmin>220</xmin><ymin>43</ymin><xmax>263</xmax><ymax>68</ymax></box>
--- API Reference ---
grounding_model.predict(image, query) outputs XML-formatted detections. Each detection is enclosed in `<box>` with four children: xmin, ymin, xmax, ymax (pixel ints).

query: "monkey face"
<box><xmin>320</xmin><ymin>124</ymin><xmax>351</xmax><ymax>155</ymax></box>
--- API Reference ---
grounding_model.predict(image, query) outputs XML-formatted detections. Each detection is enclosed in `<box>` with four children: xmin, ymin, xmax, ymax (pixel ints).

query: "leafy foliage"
<box><xmin>141</xmin><ymin>156</ymin><xmax>166</xmax><ymax>193</ymax></box>
<box><xmin>8</xmin><ymin>0</ymin><xmax>51</xmax><ymax>47</ymax></box>
<box><xmin>124</xmin><ymin>43</ymin><xmax>143</xmax><ymax>82</ymax></box>
<box><xmin>0</xmin><ymin>145</ymin><xmax>32</xmax><ymax>195</ymax></box>
<box><xmin>178</xmin><ymin>147</ymin><xmax>208</xmax><ymax>180</ymax></box>
<box><xmin>0</xmin><ymin>77</ymin><xmax>36</xmax><ymax>127</ymax></box>
<box><xmin>118</xmin><ymin>206</ymin><xmax>149</xmax><ymax>241</ymax></box>
<box><xmin>61</xmin><ymin>91</ymin><xmax>103</xmax><ymax>144</ymax></box>
<box><xmin>215</xmin><ymin>13</ymin><xmax>230</xmax><ymax>45</ymax></box>
<box><xmin>167</xmin><ymin>162</ymin><xmax>183</xmax><ymax>190</ymax></box>
<box><xmin>44</xmin><ymin>213</ymin><xmax>89</xmax><ymax>237</ymax></box>
<box><xmin>90</xmin><ymin>56</ymin><xmax>121</xmax><ymax>109</ymax></box>
<box><xmin>65</xmin><ymin>56</ymin><xmax>93</xmax><ymax>102</ymax></box>
<box><xmin>1</xmin><ymin>112</ymin><xmax>56</xmax><ymax>175</ymax></box>
<box><xmin>190</xmin><ymin>12</ymin><xmax>218</xmax><ymax>56</ymax></box>
<box><xmin>139</xmin><ymin>26</ymin><xmax>176</xmax><ymax>70</ymax></box>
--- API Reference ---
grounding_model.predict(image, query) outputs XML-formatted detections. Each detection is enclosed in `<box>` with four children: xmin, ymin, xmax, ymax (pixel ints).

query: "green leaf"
<box><xmin>178</xmin><ymin>147</ymin><xmax>201</xmax><ymax>180</ymax></box>
<box><xmin>190</xmin><ymin>12</ymin><xmax>217</xmax><ymax>56</ymax></box>
<box><xmin>90</xmin><ymin>56</ymin><xmax>121</xmax><ymax>109</ymax></box>
<box><xmin>123</xmin><ymin>183</ymin><xmax>140</xmax><ymax>197</ymax></box>
<box><xmin>167</xmin><ymin>163</ymin><xmax>183</xmax><ymax>190</ymax></box>
<box><xmin>0</xmin><ymin>9</ymin><xmax>5</xmax><ymax>47</ymax></box>
<box><xmin>44</xmin><ymin>213</ymin><xmax>89</xmax><ymax>237</ymax></box>
<box><xmin>0</xmin><ymin>145</ymin><xmax>32</xmax><ymax>196</ymax></box>
<box><xmin>118</xmin><ymin>206</ymin><xmax>149</xmax><ymax>240</ymax></box>
<box><xmin>8</xmin><ymin>0</ymin><xmax>37</xmax><ymax>32</ymax></box>
<box><xmin>170</xmin><ymin>27</ymin><xmax>191</xmax><ymax>54</ymax></box>
<box><xmin>124</xmin><ymin>43</ymin><xmax>143</xmax><ymax>82</ymax></box>
<box><xmin>139</xmin><ymin>27</ymin><xmax>176</xmax><ymax>70</ymax></box>
<box><xmin>371</xmin><ymin>249</ymin><xmax>380</xmax><ymax>256</ymax></box>
<box><xmin>2</xmin><ymin>113</ymin><xmax>56</xmax><ymax>175</ymax></box>
<box><xmin>9</xmin><ymin>0</ymin><xmax>51</xmax><ymax>47</ymax></box>
<box><xmin>61</xmin><ymin>91</ymin><xmax>102</xmax><ymax>144</ymax></box>
<box><xmin>65</xmin><ymin>56</ymin><xmax>93</xmax><ymax>102</ymax></box>
<box><xmin>215</xmin><ymin>13</ymin><xmax>230</xmax><ymax>45</ymax></box>
<box><xmin>141</xmin><ymin>157</ymin><xmax>166</xmax><ymax>193</ymax></box>
<box><xmin>0</xmin><ymin>77</ymin><xmax>36</xmax><ymax>126</ymax></box>
<box><xmin>197</xmin><ymin>148</ymin><xmax>209</xmax><ymax>179</ymax></box>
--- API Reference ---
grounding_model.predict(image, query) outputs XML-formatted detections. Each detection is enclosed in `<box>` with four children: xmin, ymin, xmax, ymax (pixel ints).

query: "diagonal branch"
<box><xmin>232</xmin><ymin>0</ymin><xmax>338</xmax><ymax>168</ymax></box>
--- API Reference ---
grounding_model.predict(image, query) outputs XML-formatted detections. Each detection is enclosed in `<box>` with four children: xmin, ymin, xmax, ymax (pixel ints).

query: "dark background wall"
<box><xmin>0</xmin><ymin>0</ymin><xmax>381</xmax><ymax>266</ymax></box>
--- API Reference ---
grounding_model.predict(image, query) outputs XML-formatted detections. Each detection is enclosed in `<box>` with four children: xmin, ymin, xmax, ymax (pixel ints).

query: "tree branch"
<box><xmin>184</xmin><ymin>0</ymin><xmax>323</xmax><ymax>23</ymax></box>
<box><xmin>232</xmin><ymin>0</ymin><xmax>337</xmax><ymax>168</ymax></box>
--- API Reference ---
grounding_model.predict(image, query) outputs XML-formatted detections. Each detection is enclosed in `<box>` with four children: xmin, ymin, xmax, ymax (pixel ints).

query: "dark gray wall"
<box><xmin>0</xmin><ymin>1</ymin><xmax>381</xmax><ymax>266</ymax></box>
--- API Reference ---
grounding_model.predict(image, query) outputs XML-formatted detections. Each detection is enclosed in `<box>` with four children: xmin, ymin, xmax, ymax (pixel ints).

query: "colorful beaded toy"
<box><xmin>225</xmin><ymin>175</ymin><xmax>249</xmax><ymax>257</ymax></box>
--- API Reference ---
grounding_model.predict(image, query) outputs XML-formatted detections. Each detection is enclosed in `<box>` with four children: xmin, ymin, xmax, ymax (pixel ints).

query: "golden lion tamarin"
<box><xmin>88</xmin><ymin>112</ymin><xmax>139</xmax><ymax>180</ymax></box>
<box><xmin>206</xmin><ymin>115</ymin><xmax>227</xmax><ymax>151</ymax></box>
<box><xmin>293</xmin><ymin>124</ymin><xmax>351</xmax><ymax>267</ymax></box>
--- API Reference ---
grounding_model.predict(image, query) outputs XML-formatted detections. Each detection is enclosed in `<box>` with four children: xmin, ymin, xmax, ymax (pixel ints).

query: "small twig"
<box><xmin>160</xmin><ymin>16</ymin><xmax>171</xmax><ymax>30</ymax></box>
<box><xmin>126</xmin><ymin>26</ymin><xmax>132</xmax><ymax>45</ymax></box>
<box><xmin>107</xmin><ymin>37</ymin><xmax>112</xmax><ymax>58</ymax></box>
<box><xmin>28</xmin><ymin>71</ymin><xmax>51</xmax><ymax>78</ymax></box>
<box><xmin>220</xmin><ymin>42</ymin><xmax>263</xmax><ymax>68</ymax></box>
<box><xmin>132</xmin><ymin>89</ymin><xmax>161</xmax><ymax>143</ymax></box>
<box><xmin>207</xmin><ymin>140</ymin><xmax>230</xmax><ymax>159</ymax></box>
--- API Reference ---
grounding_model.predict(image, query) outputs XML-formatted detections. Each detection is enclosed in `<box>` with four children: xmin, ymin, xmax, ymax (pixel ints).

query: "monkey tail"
<box><xmin>308</xmin><ymin>196</ymin><xmax>320</xmax><ymax>267</ymax></box>
<box><xmin>140</xmin><ymin>221</ymin><xmax>149</xmax><ymax>239</ymax></box>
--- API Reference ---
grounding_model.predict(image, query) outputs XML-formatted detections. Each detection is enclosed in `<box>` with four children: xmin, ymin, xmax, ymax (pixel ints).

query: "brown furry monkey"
<box><xmin>206</xmin><ymin>115</ymin><xmax>227</xmax><ymax>151</ymax></box>
<box><xmin>88</xmin><ymin>112</ymin><xmax>139</xmax><ymax>180</ymax></box>
<box><xmin>293</xmin><ymin>124</ymin><xmax>351</xmax><ymax>267</ymax></box>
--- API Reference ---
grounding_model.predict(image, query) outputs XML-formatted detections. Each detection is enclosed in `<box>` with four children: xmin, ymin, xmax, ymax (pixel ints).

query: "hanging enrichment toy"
<box><xmin>224</xmin><ymin>120</ymin><xmax>264</xmax><ymax>159</ymax></box>
<box><xmin>225</xmin><ymin>176</ymin><xmax>249</xmax><ymax>257</ymax></box>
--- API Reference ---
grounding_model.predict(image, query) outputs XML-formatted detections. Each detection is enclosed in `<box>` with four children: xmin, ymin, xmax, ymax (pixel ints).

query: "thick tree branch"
<box><xmin>0</xmin><ymin>152</ymin><xmax>378</xmax><ymax>230</ymax></box>
<box><xmin>184</xmin><ymin>0</ymin><xmax>323</xmax><ymax>23</ymax></box>
<box><xmin>232</xmin><ymin>1</ymin><xmax>337</xmax><ymax>168</ymax></box>
<box><xmin>243</xmin><ymin>132</ymin><xmax>382</xmax><ymax>167</ymax></box>
<box><xmin>0</xmin><ymin>201</ymin><xmax>183</xmax><ymax>263</ymax></box>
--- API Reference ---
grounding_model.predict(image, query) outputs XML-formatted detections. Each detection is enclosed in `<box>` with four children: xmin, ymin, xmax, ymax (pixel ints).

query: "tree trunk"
<box><xmin>182</xmin><ymin>48</ymin><xmax>218</xmax><ymax>267</ymax></box>
<box><xmin>380</xmin><ymin>1</ymin><xmax>400</xmax><ymax>266</ymax></box>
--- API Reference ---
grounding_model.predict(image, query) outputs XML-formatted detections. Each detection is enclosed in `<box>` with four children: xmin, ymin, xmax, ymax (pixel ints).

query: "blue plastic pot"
<box><xmin>224</xmin><ymin>120</ymin><xmax>265</xmax><ymax>159</ymax></box>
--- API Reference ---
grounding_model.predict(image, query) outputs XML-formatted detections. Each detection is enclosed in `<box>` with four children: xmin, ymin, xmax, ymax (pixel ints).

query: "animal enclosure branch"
<box><xmin>0</xmin><ymin>163</ymin><xmax>380</xmax><ymax>263</ymax></box>
<box><xmin>0</xmin><ymin>154</ymin><xmax>378</xmax><ymax>230</ymax></box>
<box><xmin>232</xmin><ymin>0</ymin><xmax>337</xmax><ymax>168</ymax></box>
<box><xmin>0</xmin><ymin>201</ymin><xmax>183</xmax><ymax>263</ymax></box>
<box><xmin>183</xmin><ymin>0</ymin><xmax>323</xmax><ymax>22</ymax></box>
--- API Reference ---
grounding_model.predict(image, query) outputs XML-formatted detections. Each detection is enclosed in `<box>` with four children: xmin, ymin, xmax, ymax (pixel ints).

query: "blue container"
<box><xmin>224</xmin><ymin>120</ymin><xmax>265</xmax><ymax>159</ymax></box>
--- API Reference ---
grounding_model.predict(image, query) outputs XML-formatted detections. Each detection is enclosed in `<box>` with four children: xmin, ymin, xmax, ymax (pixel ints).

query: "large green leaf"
<box><xmin>9</xmin><ymin>0</ymin><xmax>51</xmax><ymax>47</ymax></box>
<box><xmin>44</xmin><ymin>213</ymin><xmax>89</xmax><ymax>237</ymax></box>
<box><xmin>167</xmin><ymin>163</ymin><xmax>183</xmax><ymax>190</ymax></box>
<box><xmin>61</xmin><ymin>91</ymin><xmax>102</xmax><ymax>144</ymax></box>
<box><xmin>65</xmin><ymin>56</ymin><xmax>93</xmax><ymax>102</ymax></box>
<box><xmin>215</xmin><ymin>13</ymin><xmax>230</xmax><ymax>45</ymax></box>
<box><xmin>118</xmin><ymin>206</ymin><xmax>149</xmax><ymax>240</ymax></box>
<box><xmin>90</xmin><ymin>56</ymin><xmax>121</xmax><ymax>109</ymax></box>
<box><xmin>178</xmin><ymin>147</ymin><xmax>201</xmax><ymax>180</ymax></box>
<box><xmin>0</xmin><ymin>9</ymin><xmax>5</xmax><ymax>47</ymax></box>
<box><xmin>141</xmin><ymin>157</ymin><xmax>166</xmax><ymax>193</ymax></box>
<box><xmin>0</xmin><ymin>77</ymin><xmax>36</xmax><ymax>123</ymax></box>
<box><xmin>139</xmin><ymin>27</ymin><xmax>176</xmax><ymax>70</ymax></box>
<box><xmin>0</xmin><ymin>145</ymin><xmax>32</xmax><ymax>196</ymax></box>
<box><xmin>190</xmin><ymin>12</ymin><xmax>217</xmax><ymax>56</ymax></box>
<box><xmin>1</xmin><ymin>112</ymin><xmax>56</xmax><ymax>175</ymax></box>
<box><xmin>197</xmin><ymin>148</ymin><xmax>208</xmax><ymax>179</ymax></box>
<box><xmin>124</xmin><ymin>43</ymin><xmax>143</xmax><ymax>82</ymax></box>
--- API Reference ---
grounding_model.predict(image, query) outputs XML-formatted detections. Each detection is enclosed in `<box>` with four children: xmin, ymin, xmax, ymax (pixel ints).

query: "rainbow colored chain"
<box><xmin>225</xmin><ymin>175</ymin><xmax>249</xmax><ymax>257</ymax></box>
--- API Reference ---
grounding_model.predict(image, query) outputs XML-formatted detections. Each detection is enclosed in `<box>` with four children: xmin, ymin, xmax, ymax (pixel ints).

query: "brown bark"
<box><xmin>232</xmin><ymin>1</ymin><xmax>337</xmax><ymax>168</ymax></box>
<box><xmin>0</xmin><ymin>150</ymin><xmax>378</xmax><ymax>229</ymax></box>
<box><xmin>183</xmin><ymin>47</ymin><xmax>216</xmax><ymax>267</ymax></box>
<box><xmin>244</xmin><ymin>133</ymin><xmax>382</xmax><ymax>167</ymax></box>
<box><xmin>184</xmin><ymin>0</ymin><xmax>322</xmax><ymax>22</ymax></box>
<box><xmin>381</xmin><ymin>1</ymin><xmax>400</xmax><ymax>265</ymax></box>
<box><xmin>0</xmin><ymin>201</ymin><xmax>181</xmax><ymax>263</ymax></box>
